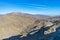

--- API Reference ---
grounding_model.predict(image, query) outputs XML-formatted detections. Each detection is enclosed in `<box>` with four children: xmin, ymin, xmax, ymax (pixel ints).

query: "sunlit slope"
<box><xmin>0</xmin><ymin>13</ymin><xmax>37</xmax><ymax>39</ymax></box>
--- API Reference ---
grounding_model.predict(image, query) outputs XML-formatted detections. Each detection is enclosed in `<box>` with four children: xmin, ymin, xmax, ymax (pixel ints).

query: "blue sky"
<box><xmin>0</xmin><ymin>0</ymin><xmax>60</xmax><ymax>16</ymax></box>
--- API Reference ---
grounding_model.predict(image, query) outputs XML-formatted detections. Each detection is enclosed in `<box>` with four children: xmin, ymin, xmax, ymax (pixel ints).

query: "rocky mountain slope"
<box><xmin>0</xmin><ymin>12</ymin><xmax>60</xmax><ymax>40</ymax></box>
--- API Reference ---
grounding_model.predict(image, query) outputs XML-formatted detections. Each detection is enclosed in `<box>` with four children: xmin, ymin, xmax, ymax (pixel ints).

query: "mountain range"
<box><xmin>0</xmin><ymin>12</ymin><xmax>60</xmax><ymax>40</ymax></box>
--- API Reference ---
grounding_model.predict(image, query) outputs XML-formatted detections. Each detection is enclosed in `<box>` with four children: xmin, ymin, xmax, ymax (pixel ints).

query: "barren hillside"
<box><xmin>0</xmin><ymin>12</ymin><xmax>60</xmax><ymax>40</ymax></box>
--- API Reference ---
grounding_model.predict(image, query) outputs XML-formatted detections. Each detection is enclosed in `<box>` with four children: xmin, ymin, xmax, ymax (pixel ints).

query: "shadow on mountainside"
<box><xmin>3</xmin><ymin>26</ymin><xmax>50</xmax><ymax>40</ymax></box>
<box><xmin>46</xmin><ymin>26</ymin><xmax>60</xmax><ymax>40</ymax></box>
<box><xmin>3</xmin><ymin>21</ymin><xmax>60</xmax><ymax>40</ymax></box>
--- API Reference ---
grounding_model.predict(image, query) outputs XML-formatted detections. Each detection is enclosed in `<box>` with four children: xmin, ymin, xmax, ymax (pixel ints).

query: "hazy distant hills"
<box><xmin>0</xmin><ymin>12</ymin><xmax>60</xmax><ymax>40</ymax></box>
<box><xmin>0</xmin><ymin>12</ymin><xmax>60</xmax><ymax>19</ymax></box>
<box><xmin>34</xmin><ymin>14</ymin><xmax>51</xmax><ymax>18</ymax></box>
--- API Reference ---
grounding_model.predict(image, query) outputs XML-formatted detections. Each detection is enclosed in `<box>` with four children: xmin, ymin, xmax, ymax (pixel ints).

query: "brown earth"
<box><xmin>0</xmin><ymin>12</ymin><xmax>60</xmax><ymax>40</ymax></box>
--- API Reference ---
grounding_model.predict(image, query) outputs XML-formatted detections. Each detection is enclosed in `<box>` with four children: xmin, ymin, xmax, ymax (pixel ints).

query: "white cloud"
<box><xmin>19</xmin><ymin>3</ymin><xmax>47</xmax><ymax>9</ymax></box>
